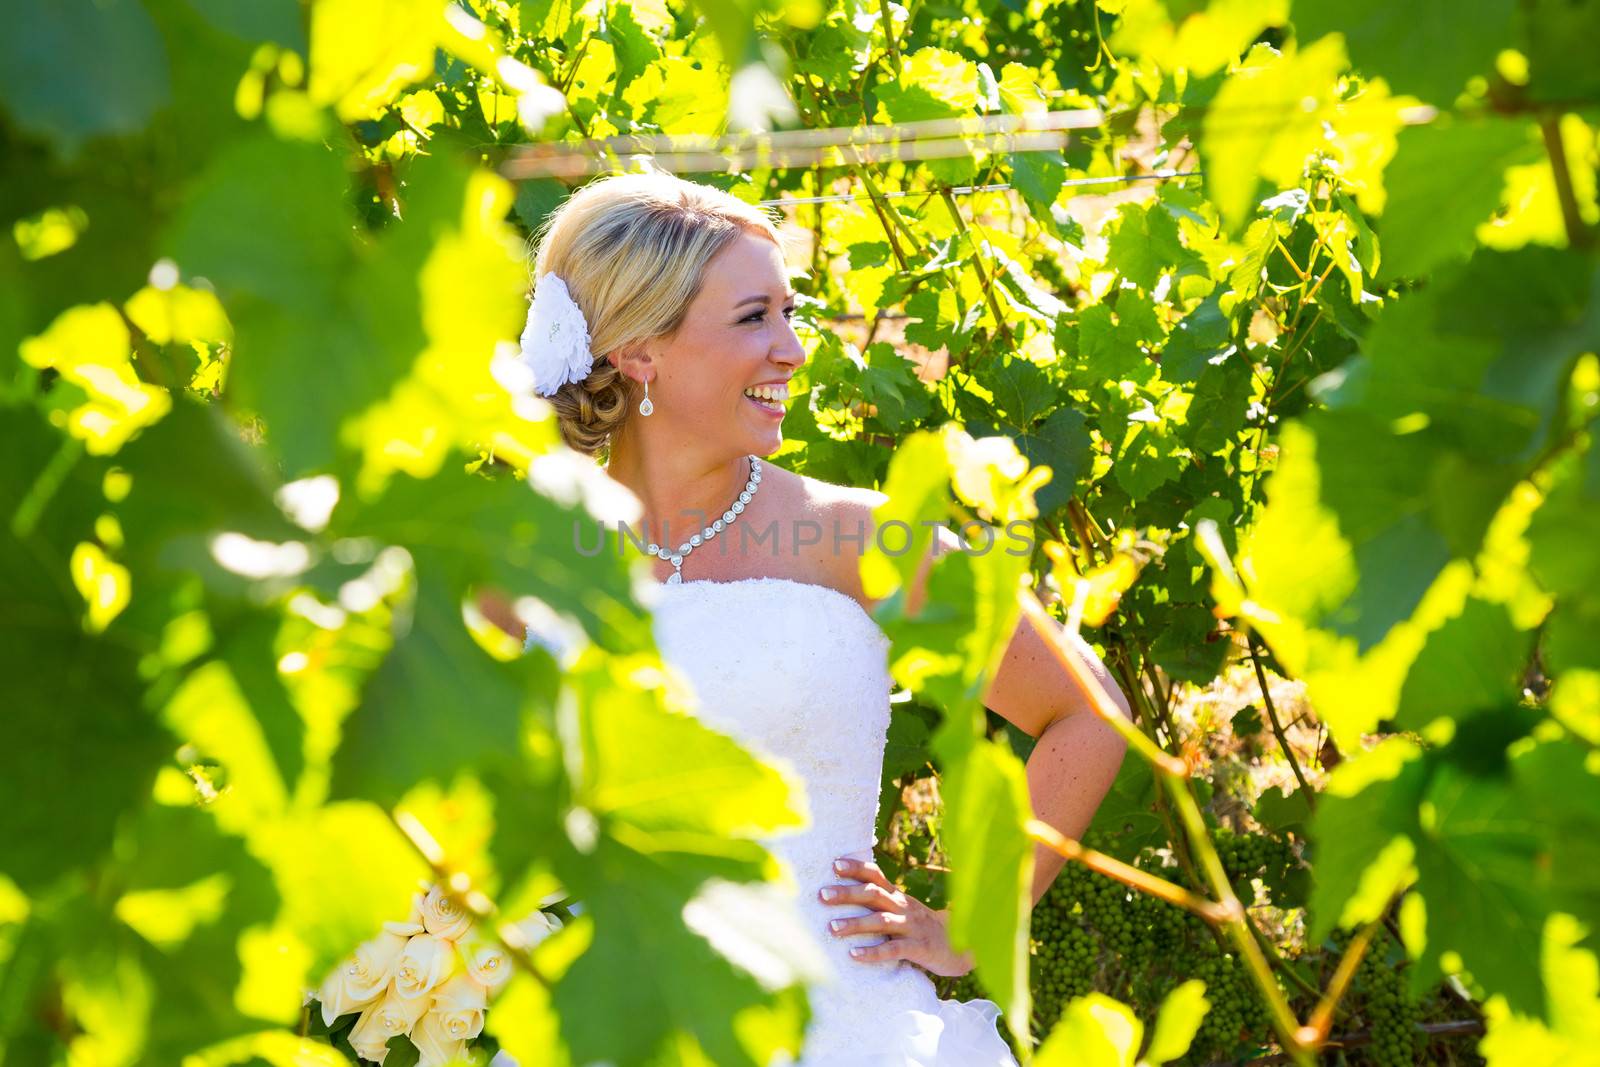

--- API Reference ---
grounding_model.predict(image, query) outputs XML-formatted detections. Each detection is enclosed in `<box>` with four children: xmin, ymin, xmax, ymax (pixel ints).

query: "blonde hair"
<box><xmin>527</xmin><ymin>171</ymin><xmax>790</xmax><ymax>459</ymax></box>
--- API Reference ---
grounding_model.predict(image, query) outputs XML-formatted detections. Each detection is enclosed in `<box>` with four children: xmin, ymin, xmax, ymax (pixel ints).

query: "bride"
<box><xmin>497</xmin><ymin>171</ymin><xmax>1134</xmax><ymax>1065</ymax></box>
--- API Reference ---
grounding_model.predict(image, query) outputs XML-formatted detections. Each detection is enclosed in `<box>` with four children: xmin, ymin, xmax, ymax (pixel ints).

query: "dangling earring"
<box><xmin>639</xmin><ymin>377</ymin><xmax>654</xmax><ymax>417</ymax></box>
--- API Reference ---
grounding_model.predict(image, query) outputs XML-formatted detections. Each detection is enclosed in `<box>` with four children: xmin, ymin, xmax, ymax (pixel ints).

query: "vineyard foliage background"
<box><xmin>2</xmin><ymin>0</ymin><xmax>1599</xmax><ymax>1064</ymax></box>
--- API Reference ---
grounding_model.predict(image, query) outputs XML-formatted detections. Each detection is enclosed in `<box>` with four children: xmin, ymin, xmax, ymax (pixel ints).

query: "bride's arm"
<box><xmin>905</xmin><ymin>523</ymin><xmax>1135</xmax><ymax>907</ymax></box>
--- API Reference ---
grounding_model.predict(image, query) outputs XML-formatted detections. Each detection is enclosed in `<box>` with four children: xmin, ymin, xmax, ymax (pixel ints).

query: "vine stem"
<box><xmin>389</xmin><ymin>809</ymin><xmax>555</xmax><ymax>992</ymax></box>
<box><xmin>797</xmin><ymin>73</ymin><xmax>919</xmax><ymax>269</ymax></box>
<box><xmin>1016</xmin><ymin>591</ymin><xmax>1186</xmax><ymax>776</ymax></box>
<box><xmin>1017</xmin><ymin>588</ymin><xmax>1310</xmax><ymax>1059</ymax></box>
<box><xmin>1214</xmin><ymin>1020</ymin><xmax>1485</xmax><ymax>1066</ymax></box>
<box><xmin>1026</xmin><ymin>819</ymin><xmax>1234</xmax><ymax>923</ymax></box>
<box><xmin>1247</xmin><ymin>634</ymin><xmax>1317</xmax><ymax>808</ymax></box>
<box><xmin>1110</xmin><ymin>648</ymin><xmax>1210</xmax><ymax>895</ymax></box>
<box><xmin>1242</xmin><ymin>906</ymin><xmax>1326</xmax><ymax>1007</ymax></box>
<box><xmin>877</xmin><ymin>0</ymin><xmax>901</xmax><ymax>74</ymax></box>
<box><xmin>1540</xmin><ymin>114</ymin><xmax>1594</xmax><ymax>250</ymax></box>
<box><xmin>1160</xmin><ymin>774</ymin><xmax>1313</xmax><ymax>1065</ymax></box>
<box><xmin>937</xmin><ymin>183</ymin><xmax>1021</xmax><ymax>356</ymax></box>
<box><xmin>1302</xmin><ymin>907</ymin><xmax>1389</xmax><ymax>1047</ymax></box>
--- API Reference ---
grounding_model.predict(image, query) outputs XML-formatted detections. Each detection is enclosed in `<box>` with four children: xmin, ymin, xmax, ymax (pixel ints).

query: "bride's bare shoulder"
<box><xmin>762</xmin><ymin>462</ymin><xmax>881</xmax><ymax>517</ymax></box>
<box><xmin>778</xmin><ymin>469</ymin><xmax>964</xmax><ymax>610</ymax></box>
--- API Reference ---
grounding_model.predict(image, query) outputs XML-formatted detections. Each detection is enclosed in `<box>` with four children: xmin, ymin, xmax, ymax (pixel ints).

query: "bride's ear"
<box><xmin>608</xmin><ymin>342</ymin><xmax>655</xmax><ymax>381</ymax></box>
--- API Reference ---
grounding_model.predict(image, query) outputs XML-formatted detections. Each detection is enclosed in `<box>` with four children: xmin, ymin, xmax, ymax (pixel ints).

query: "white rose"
<box><xmin>410</xmin><ymin>1008</ymin><xmax>470</xmax><ymax>1067</ymax></box>
<box><xmin>346</xmin><ymin>1004</ymin><xmax>393</xmax><ymax>1065</ymax></box>
<box><xmin>429</xmin><ymin>972</ymin><xmax>487</xmax><ymax>1041</ymax></box>
<box><xmin>393</xmin><ymin>932</ymin><xmax>455</xmax><ymax>1000</ymax></box>
<box><xmin>318</xmin><ymin>928</ymin><xmax>409</xmax><ymax>1027</ymax></box>
<box><xmin>374</xmin><ymin>980</ymin><xmax>431</xmax><ymax>1031</ymax></box>
<box><xmin>421</xmin><ymin>883</ymin><xmax>474</xmax><ymax>942</ymax></box>
<box><xmin>348</xmin><ymin>980</ymin><xmax>432</xmax><ymax>1062</ymax></box>
<box><xmin>456</xmin><ymin>925</ymin><xmax>514</xmax><ymax>995</ymax></box>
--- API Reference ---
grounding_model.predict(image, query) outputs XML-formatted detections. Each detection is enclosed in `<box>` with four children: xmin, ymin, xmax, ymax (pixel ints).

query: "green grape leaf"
<box><xmin>1148</xmin><ymin>602</ymin><xmax>1230</xmax><ymax>684</ymax></box>
<box><xmin>1253</xmin><ymin>783</ymin><xmax>1313</xmax><ymax>839</ymax></box>
<box><xmin>253</xmin><ymin>799</ymin><xmax>432</xmax><ymax>982</ymax></box>
<box><xmin>1324</xmin><ymin>247</ymin><xmax>1600</xmax><ymax>465</ymax></box>
<box><xmin>1528</xmin><ymin>437</ymin><xmax>1600</xmax><ymax>600</ymax></box>
<box><xmin>1110</xmin><ymin>0</ymin><xmax>1288</xmax><ymax>77</ymax></box>
<box><xmin>1510</xmin><ymin>737</ymin><xmax>1600</xmax><ymax>938</ymax></box>
<box><xmin>1106</xmin><ymin>201</ymin><xmax>1191</xmax><ymax>292</ymax></box>
<box><xmin>1517</xmin><ymin>0</ymin><xmax>1600</xmax><ymax>101</ymax></box>
<box><xmin>873</xmin><ymin>47</ymin><xmax>979</xmax><ymax>123</ymax></box>
<box><xmin>1237</xmin><ymin>408</ymin><xmax>1519</xmax><ymax>747</ymax></box>
<box><xmin>1378</xmin><ymin>118</ymin><xmax>1542</xmax><ymax>281</ymax></box>
<box><xmin>1199</xmin><ymin>37</ymin><xmax>1346</xmax><ymax>232</ymax></box>
<box><xmin>167</xmin><ymin>140</ymin><xmax>525</xmax><ymax>480</ymax></box>
<box><xmin>0</xmin><ymin>0</ymin><xmax>170</xmax><ymax>153</ymax></box>
<box><xmin>1159</xmin><ymin>292</ymin><xmax>1232</xmax><ymax>386</ymax></box>
<box><xmin>111</xmin><ymin>396</ymin><xmax>305</xmax><ymax>594</ymax></box>
<box><xmin>601</xmin><ymin>0</ymin><xmax>661</xmax><ymax>96</ymax></box>
<box><xmin>1292</xmin><ymin>0</ymin><xmax>1517</xmax><ymax>104</ymax></box>
<box><xmin>102</xmin><ymin>801</ymin><xmax>289</xmax><ymax>1054</ymax></box>
<box><xmin>1009</xmin><ymin>405</ymin><xmax>1094</xmax><ymax>519</ymax></box>
<box><xmin>861</xmin><ymin>430</ymin><xmax>952</xmax><ymax>601</ymax></box>
<box><xmin>185</xmin><ymin>0</ymin><xmax>306</xmax><ymax>49</ymax></box>
<box><xmin>1035</xmin><ymin>990</ymin><xmax>1143</xmax><ymax>1067</ymax></box>
<box><xmin>1089</xmin><ymin>753</ymin><xmax>1167</xmax><ymax>860</ymax></box>
<box><xmin>1409</xmin><ymin>759</ymin><xmax>1549</xmax><ymax>1012</ymax></box>
<box><xmin>1183</xmin><ymin>347</ymin><xmax>1253</xmax><ymax>454</ymax></box>
<box><xmin>904</xmin><ymin>284</ymin><xmax>961</xmax><ymax>353</ymax></box>
<box><xmin>1107</xmin><ymin>394</ymin><xmax>1187</xmax><ymax>500</ymax></box>
<box><xmin>1</xmin><ymin>407</ymin><xmax>174</xmax><ymax>893</ymax></box>
<box><xmin>860</xmin><ymin>342</ymin><xmax>935</xmax><ymax>432</ymax></box>
<box><xmin>1071</xmin><ymin>303</ymin><xmax>1157</xmax><ymax>387</ymax></box>
<box><xmin>1478</xmin><ymin>911</ymin><xmax>1600</xmax><ymax>1067</ymax></box>
<box><xmin>327</xmin><ymin>574</ymin><xmax>546</xmax><ymax>807</ymax></box>
<box><xmin>551</xmin><ymin>834</ymin><xmax>812</xmax><ymax>1067</ymax></box>
<box><xmin>882</xmin><ymin>702</ymin><xmax>937</xmax><ymax>784</ymax></box>
<box><xmin>554</xmin><ymin>655</ymin><xmax>818</xmax><ymax>1064</ymax></box>
<box><xmin>2</xmin><ymin>624</ymin><xmax>171</xmax><ymax>894</ymax></box>
<box><xmin>1011</xmin><ymin>150</ymin><xmax>1068</xmax><ymax>221</ymax></box>
<box><xmin>308</xmin><ymin>0</ymin><xmax>447</xmax><ymax>120</ymax></box>
<box><xmin>931</xmin><ymin>732</ymin><xmax>1035</xmax><ymax>1054</ymax></box>
<box><xmin>564</xmin><ymin>660</ymin><xmax>807</xmax><ymax>841</ymax></box>
<box><xmin>872</xmin><ymin>47</ymin><xmax>982</xmax><ymax>183</ymax></box>
<box><xmin>1308</xmin><ymin>737</ymin><xmax>1426</xmax><ymax>941</ymax></box>
<box><xmin>1392</xmin><ymin>595</ymin><xmax>1534</xmax><ymax>731</ymax></box>
<box><xmin>1143</xmin><ymin>979</ymin><xmax>1210</xmax><ymax>1064</ymax></box>
<box><xmin>984</xmin><ymin>353</ymin><xmax>1060</xmax><ymax>427</ymax></box>
<box><xmin>326</xmin><ymin>454</ymin><xmax>650</xmax><ymax>654</ymax></box>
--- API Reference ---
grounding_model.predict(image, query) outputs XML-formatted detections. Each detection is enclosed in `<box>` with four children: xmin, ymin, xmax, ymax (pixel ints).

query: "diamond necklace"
<box><xmin>646</xmin><ymin>454</ymin><xmax>762</xmax><ymax>584</ymax></box>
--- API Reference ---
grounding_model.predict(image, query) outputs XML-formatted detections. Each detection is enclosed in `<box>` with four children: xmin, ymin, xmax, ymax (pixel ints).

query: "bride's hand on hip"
<box><xmin>820</xmin><ymin>856</ymin><xmax>976</xmax><ymax>978</ymax></box>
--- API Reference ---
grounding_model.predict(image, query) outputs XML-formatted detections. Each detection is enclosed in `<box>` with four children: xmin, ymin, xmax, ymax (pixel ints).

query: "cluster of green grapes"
<box><xmin>1190</xmin><ymin>950</ymin><xmax>1275</xmax><ymax>1056</ymax></box>
<box><xmin>1027</xmin><ymin>863</ymin><xmax>1098</xmax><ymax>1031</ymax></box>
<box><xmin>1210</xmin><ymin>826</ymin><xmax>1296</xmax><ymax>896</ymax></box>
<box><xmin>1014</xmin><ymin>829</ymin><xmax>1295</xmax><ymax>1059</ymax></box>
<box><xmin>1353</xmin><ymin>932</ymin><xmax>1420</xmax><ymax>1067</ymax></box>
<box><xmin>935</xmin><ymin>827</ymin><xmax>1442</xmax><ymax>1064</ymax></box>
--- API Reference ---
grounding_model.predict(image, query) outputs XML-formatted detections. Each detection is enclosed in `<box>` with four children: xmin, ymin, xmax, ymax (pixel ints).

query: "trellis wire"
<box><xmin>761</xmin><ymin>168</ymin><xmax>1202</xmax><ymax>206</ymax></box>
<box><xmin>496</xmin><ymin>100</ymin><xmax>1443</xmax><ymax>180</ymax></box>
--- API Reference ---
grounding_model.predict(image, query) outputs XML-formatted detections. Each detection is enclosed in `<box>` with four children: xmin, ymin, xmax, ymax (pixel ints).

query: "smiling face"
<box><xmin>635</xmin><ymin>228</ymin><xmax>808</xmax><ymax>456</ymax></box>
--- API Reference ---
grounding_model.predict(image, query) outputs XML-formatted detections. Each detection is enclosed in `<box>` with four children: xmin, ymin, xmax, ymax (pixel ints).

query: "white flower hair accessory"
<box><xmin>519</xmin><ymin>272</ymin><xmax>595</xmax><ymax>397</ymax></box>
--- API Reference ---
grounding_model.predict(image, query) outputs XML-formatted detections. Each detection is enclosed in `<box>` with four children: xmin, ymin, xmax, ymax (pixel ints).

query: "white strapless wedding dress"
<box><xmin>525</xmin><ymin>576</ymin><xmax>1020</xmax><ymax>1066</ymax></box>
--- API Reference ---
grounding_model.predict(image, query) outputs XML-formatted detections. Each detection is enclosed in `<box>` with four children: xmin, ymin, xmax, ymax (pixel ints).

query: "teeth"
<box><xmin>744</xmin><ymin>385</ymin><xmax>786</xmax><ymax>403</ymax></box>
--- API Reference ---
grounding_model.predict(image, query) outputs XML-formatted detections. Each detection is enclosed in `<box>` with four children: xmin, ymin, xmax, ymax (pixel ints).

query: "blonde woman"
<box><xmin>508</xmin><ymin>171</ymin><xmax>1134</xmax><ymax>1065</ymax></box>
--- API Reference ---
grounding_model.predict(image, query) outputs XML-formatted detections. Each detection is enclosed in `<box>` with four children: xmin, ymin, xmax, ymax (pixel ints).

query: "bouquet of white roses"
<box><xmin>305</xmin><ymin>879</ymin><xmax>569</xmax><ymax>1065</ymax></box>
